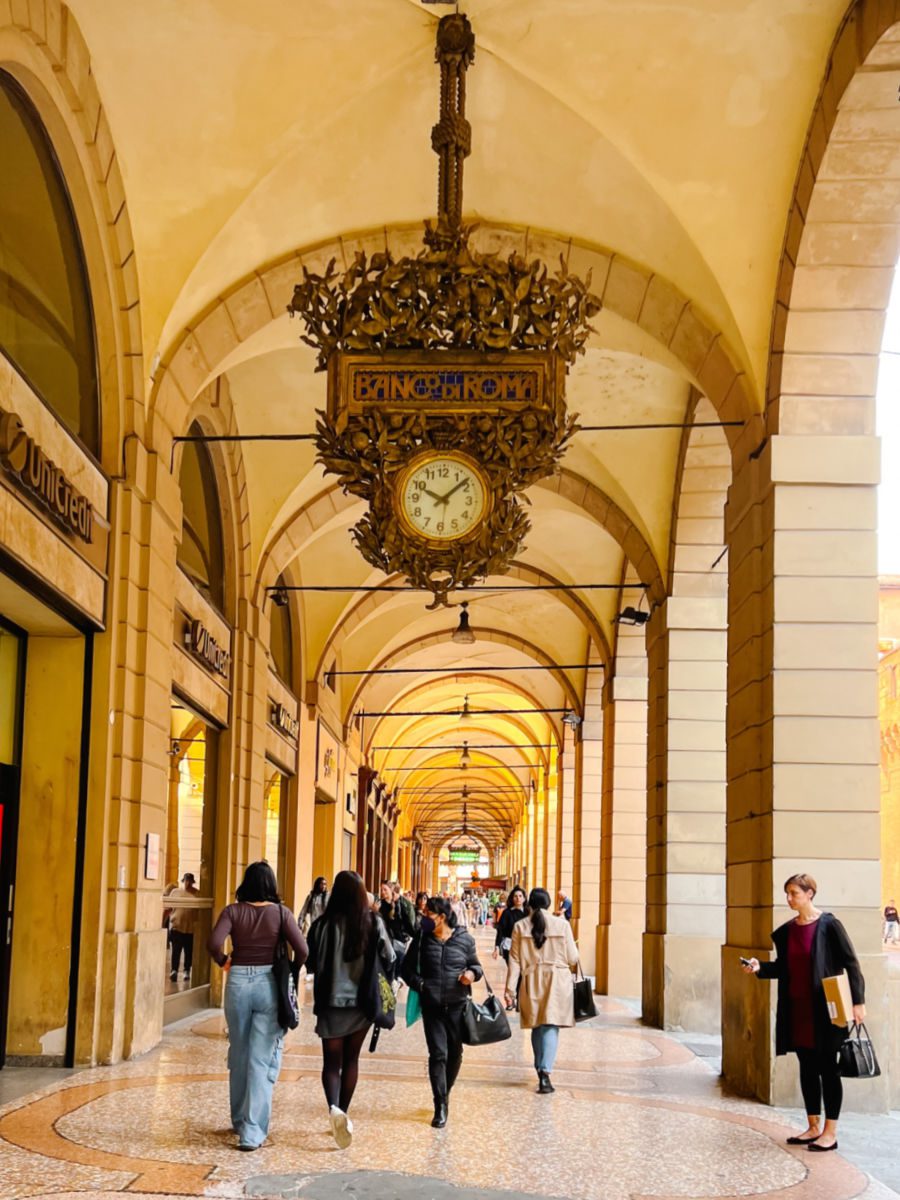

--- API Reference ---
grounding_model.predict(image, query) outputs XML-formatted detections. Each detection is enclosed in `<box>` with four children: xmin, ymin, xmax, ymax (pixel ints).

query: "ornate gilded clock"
<box><xmin>395</xmin><ymin>451</ymin><xmax>490</xmax><ymax>544</ymax></box>
<box><xmin>289</xmin><ymin>12</ymin><xmax>600</xmax><ymax>605</ymax></box>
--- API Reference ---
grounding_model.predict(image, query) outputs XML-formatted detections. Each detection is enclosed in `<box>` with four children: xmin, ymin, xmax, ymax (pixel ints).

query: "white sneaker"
<box><xmin>329</xmin><ymin>1104</ymin><xmax>352</xmax><ymax>1149</ymax></box>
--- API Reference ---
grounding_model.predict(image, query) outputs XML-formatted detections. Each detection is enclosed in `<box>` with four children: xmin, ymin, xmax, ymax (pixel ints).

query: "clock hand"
<box><xmin>441</xmin><ymin>478</ymin><xmax>471</xmax><ymax>503</ymax></box>
<box><xmin>422</xmin><ymin>488</ymin><xmax>444</xmax><ymax>505</ymax></box>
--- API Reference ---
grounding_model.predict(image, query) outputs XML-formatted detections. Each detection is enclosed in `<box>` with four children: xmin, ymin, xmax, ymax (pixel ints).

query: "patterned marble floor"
<box><xmin>0</xmin><ymin>936</ymin><xmax>894</xmax><ymax>1200</ymax></box>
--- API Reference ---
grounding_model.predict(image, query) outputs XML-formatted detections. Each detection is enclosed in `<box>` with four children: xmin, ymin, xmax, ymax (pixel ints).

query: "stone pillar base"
<box><xmin>596</xmin><ymin>922</ymin><xmax>641</xmax><ymax>999</ymax></box>
<box><xmin>643</xmin><ymin>932</ymin><xmax>721</xmax><ymax>1034</ymax></box>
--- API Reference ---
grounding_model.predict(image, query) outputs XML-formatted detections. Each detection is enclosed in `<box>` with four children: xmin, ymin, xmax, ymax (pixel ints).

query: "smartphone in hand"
<box><xmin>739</xmin><ymin>957</ymin><xmax>752</xmax><ymax>967</ymax></box>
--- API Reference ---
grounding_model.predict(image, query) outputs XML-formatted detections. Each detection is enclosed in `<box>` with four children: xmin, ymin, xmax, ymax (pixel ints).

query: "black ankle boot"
<box><xmin>431</xmin><ymin>1098</ymin><xmax>448</xmax><ymax>1127</ymax></box>
<box><xmin>537</xmin><ymin>1070</ymin><xmax>555</xmax><ymax>1094</ymax></box>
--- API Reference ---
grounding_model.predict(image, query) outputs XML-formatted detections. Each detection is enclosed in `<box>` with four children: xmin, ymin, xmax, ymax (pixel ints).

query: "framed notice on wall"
<box><xmin>145</xmin><ymin>832</ymin><xmax>161</xmax><ymax>880</ymax></box>
<box><xmin>316</xmin><ymin>721</ymin><xmax>340</xmax><ymax>803</ymax></box>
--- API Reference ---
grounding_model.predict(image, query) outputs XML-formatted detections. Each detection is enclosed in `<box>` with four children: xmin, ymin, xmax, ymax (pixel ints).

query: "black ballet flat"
<box><xmin>786</xmin><ymin>1134</ymin><xmax>820</xmax><ymax>1145</ymax></box>
<box><xmin>808</xmin><ymin>1141</ymin><xmax>838</xmax><ymax>1152</ymax></box>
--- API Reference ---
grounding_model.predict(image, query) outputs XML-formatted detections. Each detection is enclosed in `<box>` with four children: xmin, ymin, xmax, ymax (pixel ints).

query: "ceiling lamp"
<box><xmin>459</xmin><ymin>695</ymin><xmax>471</xmax><ymax>721</ymax></box>
<box><xmin>289</xmin><ymin>12</ymin><xmax>600</xmax><ymax>609</ymax></box>
<box><xmin>450</xmin><ymin>600</ymin><xmax>476</xmax><ymax>645</ymax></box>
<box><xmin>459</xmin><ymin>740</ymin><xmax>471</xmax><ymax>765</ymax></box>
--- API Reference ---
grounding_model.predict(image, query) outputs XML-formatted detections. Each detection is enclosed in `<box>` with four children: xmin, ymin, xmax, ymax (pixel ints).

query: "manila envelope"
<box><xmin>823</xmin><ymin>972</ymin><xmax>853</xmax><ymax>1027</ymax></box>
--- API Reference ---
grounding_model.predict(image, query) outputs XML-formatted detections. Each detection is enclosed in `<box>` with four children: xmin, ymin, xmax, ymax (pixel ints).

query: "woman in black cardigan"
<box><xmin>743</xmin><ymin>872</ymin><xmax>865</xmax><ymax>1152</ymax></box>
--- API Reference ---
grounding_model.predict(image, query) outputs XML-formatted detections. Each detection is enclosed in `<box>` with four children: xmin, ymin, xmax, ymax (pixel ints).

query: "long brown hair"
<box><xmin>323</xmin><ymin>870</ymin><xmax>373</xmax><ymax>960</ymax></box>
<box><xmin>527</xmin><ymin>888</ymin><xmax>552</xmax><ymax>949</ymax></box>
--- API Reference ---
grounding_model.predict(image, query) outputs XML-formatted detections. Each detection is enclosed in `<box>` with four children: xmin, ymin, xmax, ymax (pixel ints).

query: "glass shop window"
<box><xmin>0</xmin><ymin>72</ymin><xmax>99</xmax><ymax>452</ymax></box>
<box><xmin>177</xmin><ymin>423</ymin><xmax>225</xmax><ymax>610</ymax></box>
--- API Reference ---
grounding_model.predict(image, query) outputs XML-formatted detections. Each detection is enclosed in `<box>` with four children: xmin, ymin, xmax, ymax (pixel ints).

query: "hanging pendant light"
<box><xmin>459</xmin><ymin>740</ymin><xmax>471</xmax><ymax>768</ymax></box>
<box><xmin>451</xmin><ymin>600</ymin><xmax>476</xmax><ymax>644</ymax></box>
<box><xmin>459</xmin><ymin>695</ymin><xmax>471</xmax><ymax>721</ymax></box>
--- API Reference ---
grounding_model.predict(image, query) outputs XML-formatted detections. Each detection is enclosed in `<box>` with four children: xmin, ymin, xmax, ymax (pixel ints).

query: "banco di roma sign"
<box><xmin>328</xmin><ymin>351</ymin><xmax>561</xmax><ymax>426</ymax></box>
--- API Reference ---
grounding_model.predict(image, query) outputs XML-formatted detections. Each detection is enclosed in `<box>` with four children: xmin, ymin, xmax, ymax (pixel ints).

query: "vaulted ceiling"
<box><xmin>67</xmin><ymin>0</ymin><xmax>851</xmax><ymax>853</ymax></box>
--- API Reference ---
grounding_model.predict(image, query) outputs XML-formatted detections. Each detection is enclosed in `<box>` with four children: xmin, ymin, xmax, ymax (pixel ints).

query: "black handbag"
<box><xmin>573</xmin><ymin>963</ymin><xmax>598</xmax><ymax>1022</ymax></box>
<box><xmin>272</xmin><ymin>906</ymin><xmax>301</xmax><ymax>1031</ymax></box>
<box><xmin>461</xmin><ymin>977</ymin><xmax>512</xmax><ymax>1046</ymax></box>
<box><xmin>362</xmin><ymin>921</ymin><xmax>397</xmax><ymax>1031</ymax></box>
<box><xmin>839</xmin><ymin>1022</ymin><xmax>881</xmax><ymax>1078</ymax></box>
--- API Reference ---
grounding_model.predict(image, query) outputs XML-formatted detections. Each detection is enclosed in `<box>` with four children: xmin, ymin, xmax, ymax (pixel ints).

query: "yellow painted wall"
<box><xmin>7</xmin><ymin>635</ymin><xmax>84</xmax><ymax>1058</ymax></box>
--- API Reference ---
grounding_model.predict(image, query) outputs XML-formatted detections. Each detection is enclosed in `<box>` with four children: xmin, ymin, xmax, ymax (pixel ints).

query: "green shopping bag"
<box><xmin>406</xmin><ymin>985</ymin><xmax>422</xmax><ymax>1027</ymax></box>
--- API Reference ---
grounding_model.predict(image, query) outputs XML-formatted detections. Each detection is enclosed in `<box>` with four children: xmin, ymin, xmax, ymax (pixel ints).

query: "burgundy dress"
<box><xmin>787</xmin><ymin>918</ymin><xmax>818</xmax><ymax>1050</ymax></box>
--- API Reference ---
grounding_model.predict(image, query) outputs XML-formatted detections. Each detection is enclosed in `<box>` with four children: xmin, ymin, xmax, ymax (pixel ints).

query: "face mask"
<box><xmin>420</xmin><ymin>916</ymin><xmax>435</xmax><ymax>934</ymax></box>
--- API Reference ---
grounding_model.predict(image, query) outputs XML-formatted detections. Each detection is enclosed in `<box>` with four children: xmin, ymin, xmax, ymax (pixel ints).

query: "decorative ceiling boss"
<box><xmin>289</xmin><ymin>12</ymin><xmax>601</xmax><ymax>608</ymax></box>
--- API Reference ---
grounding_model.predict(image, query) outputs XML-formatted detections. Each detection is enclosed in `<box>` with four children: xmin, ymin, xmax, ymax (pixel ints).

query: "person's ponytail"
<box><xmin>527</xmin><ymin>888</ymin><xmax>552</xmax><ymax>949</ymax></box>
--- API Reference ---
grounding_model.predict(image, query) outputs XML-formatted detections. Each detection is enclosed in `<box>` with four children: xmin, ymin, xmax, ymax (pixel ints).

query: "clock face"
<box><xmin>396</xmin><ymin>453</ymin><xmax>489</xmax><ymax>542</ymax></box>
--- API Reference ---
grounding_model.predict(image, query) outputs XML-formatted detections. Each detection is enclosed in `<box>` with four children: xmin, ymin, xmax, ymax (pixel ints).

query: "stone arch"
<box><xmin>376</xmin><ymin>712</ymin><xmax>558</xmax><ymax>767</ymax></box>
<box><xmin>176</xmin><ymin>379</ymin><xmax>253</xmax><ymax>622</ymax></box>
<box><xmin>768</xmin><ymin>0</ymin><xmax>900</xmax><ymax>431</ymax></box>
<box><xmin>0</xmin><ymin>1</ymin><xmax>145</xmax><ymax>467</ymax></box>
<box><xmin>343</xmin><ymin>626</ymin><xmax>583</xmax><ymax>727</ymax></box>
<box><xmin>147</xmin><ymin>220</ymin><xmax>758</xmax><ymax>460</ymax></box>
<box><xmin>311</xmin><ymin>558</ymin><xmax>613</xmax><ymax>686</ymax></box>
<box><xmin>722</xmin><ymin>1</ymin><xmax>897</xmax><ymax>1105</ymax></box>
<box><xmin>360</xmin><ymin>672</ymin><xmax>564</xmax><ymax>754</ymax></box>
<box><xmin>374</xmin><ymin>722</ymin><xmax>550</xmax><ymax>775</ymax></box>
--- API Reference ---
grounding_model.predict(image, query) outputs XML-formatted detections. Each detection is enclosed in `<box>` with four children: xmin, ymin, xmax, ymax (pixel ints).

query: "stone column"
<box><xmin>576</xmin><ymin>657</ymin><xmax>603</xmax><ymax>976</ymax></box>
<box><xmin>643</xmin><ymin>597</ymin><xmax>726</xmax><ymax>1033</ymax></box>
<box><xmin>596</xmin><ymin>604</ymin><xmax>647</xmax><ymax>998</ymax></box>
<box><xmin>558</xmin><ymin>735</ymin><xmax>575</xmax><ymax>903</ymax></box>
<box><xmin>76</xmin><ymin>440</ymin><xmax>181</xmax><ymax>1064</ymax></box>
<box><xmin>722</xmin><ymin>437</ymin><xmax>886</xmax><ymax>1109</ymax></box>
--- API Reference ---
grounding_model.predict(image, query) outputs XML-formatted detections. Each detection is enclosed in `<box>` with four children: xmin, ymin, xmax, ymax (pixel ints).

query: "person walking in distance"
<box><xmin>208</xmin><ymin>862</ymin><xmax>307</xmax><ymax>1151</ymax></box>
<box><xmin>883</xmin><ymin>899</ymin><xmax>899</xmax><ymax>945</ymax></box>
<box><xmin>298</xmin><ymin>876</ymin><xmax>329</xmax><ymax>936</ymax></box>
<box><xmin>305</xmin><ymin>870</ymin><xmax>395</xmax><ymax>1149</ymax></box>
<box><xmin>505</xmin><ymin>888</ymin><xmax>579</xmax><ymax>1094</ymax></box>
<box><xmin>400</xmin><ymin>895</ymin><xmax>483</xmax><ymax>1128</ymax></box>
<box><xmin>742</xmin><ymin>873</ymin><xmax>865</xmax><ymax>1152</ymax></box>
<box><xmin>168</xmin><ymin>872</ymin><xmax>200</xmax><ymax>982</ymax></box>
<box><xmin>493</xmin><ymin>886</ymin><xmax>528</xmax><ymax>1009</ymax></box>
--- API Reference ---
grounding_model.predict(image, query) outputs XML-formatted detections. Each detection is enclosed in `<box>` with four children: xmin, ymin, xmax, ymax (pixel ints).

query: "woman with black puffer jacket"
<box><xmin>400</xmin><ymin>894</ymin><xmax>483</xmax><ymax>1129</ymax></box>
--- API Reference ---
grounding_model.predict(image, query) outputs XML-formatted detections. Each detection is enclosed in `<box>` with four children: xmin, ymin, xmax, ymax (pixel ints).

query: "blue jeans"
<box><xmin>531</xmin><ymin>1024</ymin><xmax>560</xmax><ymax>1072</ymax></box>
<box><xmin>224</xmin><ymin>966</ymin><xmax>284</xmax><ymax>1147</ymax></box>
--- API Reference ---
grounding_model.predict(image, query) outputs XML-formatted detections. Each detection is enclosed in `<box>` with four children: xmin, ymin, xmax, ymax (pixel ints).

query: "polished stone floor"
<box><xmin>0</xmin><ymin>934</ymin><xmax>896</xmax><ymax>1200</ymax></box>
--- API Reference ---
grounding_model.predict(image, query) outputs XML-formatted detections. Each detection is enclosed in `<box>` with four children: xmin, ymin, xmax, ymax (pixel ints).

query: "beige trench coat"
<box><xmin>505</xmin><ymin>913</ymin><xmax>579</xmax><ymax>1028</ymax></box>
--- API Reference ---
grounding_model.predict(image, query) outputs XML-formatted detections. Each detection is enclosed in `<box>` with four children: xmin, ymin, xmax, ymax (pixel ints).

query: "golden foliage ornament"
<box><xmin>288</xmin><ymin>13</ymin><xmax>600</xmax><ymax>607</ymax></box>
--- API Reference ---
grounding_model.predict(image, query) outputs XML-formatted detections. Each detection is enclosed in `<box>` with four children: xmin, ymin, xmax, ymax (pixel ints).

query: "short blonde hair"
<box><xmin>784</xmin><ymin>872</ymin><xmax>817</xmax><ymax>898</ymax></box>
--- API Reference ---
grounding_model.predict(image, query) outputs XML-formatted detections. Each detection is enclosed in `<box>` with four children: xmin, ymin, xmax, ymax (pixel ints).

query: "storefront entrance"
<box><xmin>163</xmin><ymin>698</ymin><xmax>218</xmax><ymax>1014</ymax></box>
<box><xmin>0</xmin><ymin>574</ymin><xmax>90</xmax><ymax>1069</ymax></box>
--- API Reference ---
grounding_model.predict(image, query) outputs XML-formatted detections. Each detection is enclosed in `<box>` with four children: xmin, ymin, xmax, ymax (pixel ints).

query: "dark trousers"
<box><xmin>796</xmin><ymin>1047</ymin><xmax>843</xmax><ymax>1121</ymax></box>
<box><xmin>171</xmin><ymin>930</ymin><xmax>194</xmax><ymax>975</ymax></box>
<box><xmin>422</xmin><ymin>1002</ymin><xmax>465</xmax><ymax>1102</ymax></box>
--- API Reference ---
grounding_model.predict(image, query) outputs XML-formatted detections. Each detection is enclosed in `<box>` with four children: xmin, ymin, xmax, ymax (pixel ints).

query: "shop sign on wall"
<box><xmin>144</xmin><ymin>832</ymin><xmax>161</xmax><ymax>880</ymax></box>
<box><xmin>269</xmin><ymin>700</ymin><xmax>299</xmax><ymax>743</ymax></box>
<box><xmin>316</xmin><ymin>721</ymin><xmax>340</xmax><ymax>802</ymax></box>
<box><xmin>0</xmin><ymin>410</ymin><xmax>94</xmax><ymax>542</ymax></box>
<box><xmin>184</xmin><ymin>618</ymin><xmax>230</xmax><ymax>678</ymax></box>
<box><xmin>448</xmin><ymin>845</ymin><xmax>480</xmax><ymax>864</ymax></box>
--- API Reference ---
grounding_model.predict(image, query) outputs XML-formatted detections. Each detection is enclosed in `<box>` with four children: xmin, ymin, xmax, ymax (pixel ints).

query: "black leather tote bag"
<box><xmin>573</xmin><ymin>963</ymin><xmax>598</xmax><ymax>1022</ymax></box>
<box><xmin>272</xmin><ymin>906</ymin><xmax>301</xmax><ymax>1031</ymax></box>
<box><xmin>839</xmin><ymin>1022</ymin><xmax>881</xmax><ymax>1078</ymax></box>
<box><xmin>461</xmin><ymin>977</ymin><xmax>512</xmax><ymax>1046</ymax></box>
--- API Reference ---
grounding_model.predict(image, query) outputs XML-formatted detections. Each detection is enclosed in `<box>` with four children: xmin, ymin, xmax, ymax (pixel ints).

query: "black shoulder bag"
<box><xmin>839</xmin><ymin>1022</ymin><xmax>881</xmax><ymax>1078</ymax></box>
<box><xmin>461</xmin><ymin>975</ymin><xmax>512</xmax><ymax>1046</ymax></box>
<box><xmin>272</xmin><ymin>905</ymin><xmax>301</xmax><ymax>1031</ymax></box>
<box><xmin>362</xmin><ymin>917</ymin><xmax>397</xmax><ymax>1032</ymax></box>
<box><xmin>573</xmin><ymin>962</ymin><xmax>598</xmax><ymax>1022</ymax></box>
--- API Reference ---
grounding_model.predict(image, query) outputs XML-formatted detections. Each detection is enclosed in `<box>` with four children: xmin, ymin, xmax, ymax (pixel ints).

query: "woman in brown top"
<box><xmin>208</xmin><ymin>861</ymin><xmax>307</xmax><ymax>1151</ymax></box>
<box><xmin>742</xmin><ymin>872</ymin><xmax>865</xmax><ymax>1153</ymax></box>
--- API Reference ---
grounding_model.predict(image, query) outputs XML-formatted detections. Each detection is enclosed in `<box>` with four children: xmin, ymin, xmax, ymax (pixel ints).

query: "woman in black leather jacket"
<box><xmin>400</xmin><ymin>895</ymin><xmax>483</xmax><ymax>1128</ymax></box>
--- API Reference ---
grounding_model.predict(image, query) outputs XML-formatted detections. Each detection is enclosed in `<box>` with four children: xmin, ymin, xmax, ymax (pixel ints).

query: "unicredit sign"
<box><xmin>0</xmin><ymin>410</ymin><xmax>94</xmax><ymax>543</ymax></box>
<box><xmin>185</xmin><ymin>618</ymin><xmax>231</xmax><ymax>678</ymax></box>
